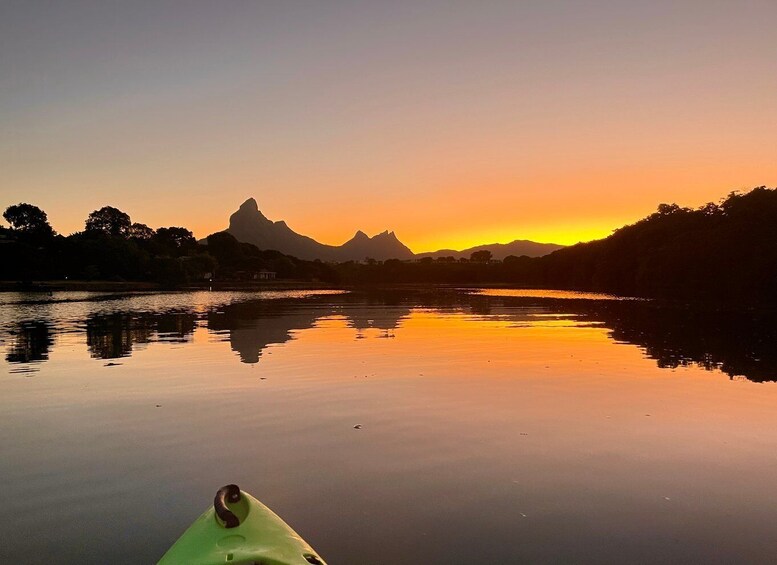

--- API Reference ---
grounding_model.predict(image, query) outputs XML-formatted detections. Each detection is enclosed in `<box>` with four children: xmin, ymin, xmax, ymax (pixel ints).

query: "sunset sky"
<box><xmin>2</xmin><ymin>1</ymin><xmax>776</xmax><ymax>252</ymax></box>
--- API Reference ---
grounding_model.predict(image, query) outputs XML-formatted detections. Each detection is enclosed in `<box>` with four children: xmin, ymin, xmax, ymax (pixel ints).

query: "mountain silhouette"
<box><xmin>223</xmin><ymin>198</ymin><xmax>414</xmax><ymax>261</ymax></box>
<box><xmin>417</xmin><ymin>240</ymin><xmax>563</xmax><ymax>260</ymax></box>
<box><xmin>218</xmin><ymin>198</ymin><xmax>560</xmax><ymax>262</ymax></box>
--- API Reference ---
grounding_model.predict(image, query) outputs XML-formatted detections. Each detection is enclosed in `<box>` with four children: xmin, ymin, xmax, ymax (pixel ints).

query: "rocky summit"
<box><xmin>222</xmin><ymin>198</ymin><xmax>415</xmax><ymax>261</ymax></box>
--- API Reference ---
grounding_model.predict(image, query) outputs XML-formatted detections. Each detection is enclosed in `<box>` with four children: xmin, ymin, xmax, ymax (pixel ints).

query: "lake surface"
<box><xmin>2</xmin><ymin>288</ymin><xmax>777</xmax><ymax>564</ymax></box>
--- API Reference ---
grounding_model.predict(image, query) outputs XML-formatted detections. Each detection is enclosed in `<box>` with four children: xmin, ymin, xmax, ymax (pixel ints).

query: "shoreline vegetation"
<box><xmin>3</xmin><ymin>186</ymin><xmax>776</xmax><ymax>303</ymax></box>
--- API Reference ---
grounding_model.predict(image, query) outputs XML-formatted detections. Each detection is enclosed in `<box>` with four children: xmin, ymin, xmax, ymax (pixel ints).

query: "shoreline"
<box><xmin>1</xmin><ymin>280</ymin><xmax>774</xmax><ymax>312</ymax></box>
<box><xmin>0</xmin><ymin>280</ymin><xmax>341</xmax><ymax>293</ymax></box>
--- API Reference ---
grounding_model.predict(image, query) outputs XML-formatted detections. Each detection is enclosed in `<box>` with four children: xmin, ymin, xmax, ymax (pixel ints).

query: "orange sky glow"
<box><xmin>2</xmin><ymin>2</ymin><xmax>775</xmax><ymax>252</ymax></box>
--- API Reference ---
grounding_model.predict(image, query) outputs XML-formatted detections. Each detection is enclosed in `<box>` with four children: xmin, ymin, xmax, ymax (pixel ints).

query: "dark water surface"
<box><xmin>2</xmin><ymin>289</ymin><xmax>777</xmax><ymax>564</ymax></box>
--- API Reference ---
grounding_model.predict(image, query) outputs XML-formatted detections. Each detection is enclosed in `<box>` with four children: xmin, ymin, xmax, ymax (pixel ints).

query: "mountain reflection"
<box><xmin>208</xmin><ymin>302</ymin><xmax>324</xmax><ymax>364</ymax></box>
<box><xmin>207</xmin><ymin>299</ymin><xmax>411</xmax><ymax>363</ymax></box>
<box><xmin>3</xmin><ymin>291</ymin><xmax>777</xmax><ymax>382</ymax></box>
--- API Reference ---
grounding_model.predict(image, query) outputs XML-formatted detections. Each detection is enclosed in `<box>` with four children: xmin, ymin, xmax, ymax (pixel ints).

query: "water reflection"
<box><xmin>156</xmin><ymin>313</ymin><xmax>197</xmax><ymax>342</ymax></box>
<box><xmin>208</xmin><ymin>302</ymin><xmax>324</xmax><ymax>364</ymax></box>
<box><xmin>85</xmin><ymin>313</ymin><xmax>155</xmax><ymax>359</ymax></box>
<box><xmin>5</xmin><ymin>321</ymin><xmax>52</xmax><ymax>367</ymax></box>
<box><xmin>3</xmin><ymin>290</ymin><xmax>777</xmax><ymax>382</ymax></box>
<box><xmin>207</xmin><ymin>300</ymin><xmax>411</xmax><ymax>363</ymax></box>
<box><xmin>4</xmin><ymin>289</ymin><xmax>777</xmax><ymax>564</ymax></box>
<box><xmin>470</xmin><ymin>297</ymin><xmax>777</xmax><ymax>382</ymax></box>
<box><xmin>81</xmin><ymin>311</ymin><xmax>200</xmax><ymax>360</ymax></box>
<box><xmin>592</xmin><ymin>302</ymin><xmax>777</xmax><ymax>382</ymax></box>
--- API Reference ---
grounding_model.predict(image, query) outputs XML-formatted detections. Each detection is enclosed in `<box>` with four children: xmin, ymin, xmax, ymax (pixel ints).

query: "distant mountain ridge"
<box><xmin>222</xmin><ymin>198</ymin><xmax>414</xmax><ymax>261</ymax></box>
<box><xmin>417</xmin><ymin>240</ymin><xmax>564</xmax><ymax>261</ymax></box>
<box><xmin>216</xmin><ymin>198</ymin><xmax>563</xmax><ymax>262</ymax></box>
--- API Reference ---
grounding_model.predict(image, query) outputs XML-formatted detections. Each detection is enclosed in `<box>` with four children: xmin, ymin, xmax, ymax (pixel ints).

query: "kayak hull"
<box><xmin>158</xmin><ymin>487</ymin><xmax>327</xmax><ymax>565</ymax></box>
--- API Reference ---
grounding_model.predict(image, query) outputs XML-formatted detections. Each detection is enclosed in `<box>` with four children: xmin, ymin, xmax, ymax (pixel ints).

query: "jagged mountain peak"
<box><xmin>221</xmin><ymin>197</ymin><xmax>560</xmax><ymax>262</ymax></box>
<box><xmin>239</xmin><ymin>197</ymin><xmax>259</xmax><ymax>211</ymax></box>
<box><xmin>223</xmin><ymin>198</ymin><xmax>414</xmax><ymax>261</ymax></box>
<box><xmin>371</xmin><ymin>230</ymin><xmax>396</xmax><ymax>239</ymax></box>
<box><xmin>232</xmin><ymin>197</ymin><xmax>269</xmax><ymax>224</ymax></box>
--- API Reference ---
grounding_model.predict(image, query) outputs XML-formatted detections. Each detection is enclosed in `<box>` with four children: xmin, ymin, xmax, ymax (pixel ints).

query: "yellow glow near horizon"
<box><xmin>183</xmin><ymin>214</ymin><xmax>621</xmax><ymax>251</ymax></box>
<box><xmin>412</xmin><ymin>223</ymin><xmax>618</xmax><ymax>252</ymax></box>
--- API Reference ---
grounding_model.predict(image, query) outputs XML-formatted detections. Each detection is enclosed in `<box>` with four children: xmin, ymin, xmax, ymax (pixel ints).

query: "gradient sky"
<box><xmin>1</xmin><ymin>1</ymin><xmax>776</xmax><ymax>252</ymax></box>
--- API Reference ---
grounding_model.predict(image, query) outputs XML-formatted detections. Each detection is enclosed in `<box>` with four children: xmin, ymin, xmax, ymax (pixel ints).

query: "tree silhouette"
<box><xmin>470</xmin><ymin>250</ymin><xmax>492</xmax><ymax>262</ymax></box>
<box><xmin>3</xmin><ymin>203</ymin><xmax>54</xmax><ymax>236</ymax></box>
<box><xmin>155</xmin><ymin>227</ymin><xmax>196</xmax><ymax>251</ymax></box>
<box><xmin>85</xmin><ymin>206</ymin><xmax>131</xmax><ymax>237</ymax></box>
<box><xmin>128</xmin><ymin>222</ymin><xmax>155</xmax><ymax>241</ymax></box>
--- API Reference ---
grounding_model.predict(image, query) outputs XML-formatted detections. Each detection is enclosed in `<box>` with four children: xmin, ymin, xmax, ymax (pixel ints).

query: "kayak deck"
<box><xmin>158</xmin><ymin>485</ymin><xmax>327</xmax><ymax>565</ymax></box>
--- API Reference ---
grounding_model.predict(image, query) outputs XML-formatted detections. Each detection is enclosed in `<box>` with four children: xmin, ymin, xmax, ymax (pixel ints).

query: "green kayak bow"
<box><xmin>158</xmin><ymin>484</ymin><xmax>327</xmax><ymax>565</ymax></box>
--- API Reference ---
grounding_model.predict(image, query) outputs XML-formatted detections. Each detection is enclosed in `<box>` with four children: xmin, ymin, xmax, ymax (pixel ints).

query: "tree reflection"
<box><xmin>479</xmin><ymin>296</ymin><xmax>777</xmax><ymax>383</ymax></box>
<box><xmin>592</xmin><ymin>303</ymin><xmax>777</xmax><ymax>382</ymax></box>
<box><xmin>156</xmin><ymin>313</ymin><xmax>197</xmax><ymax>342</ymax></box>
<box><xmin>6</xmin><ymin>321</ymin><xmax>52</xmax><ymax>364</ymax></box>
<box><xmin>5</xmin><ymin>291</ymin><xmax>777</xmax><ymax>382</ymax></box>
<box><xmin>84</xmin><ymin>311</ymin><xmax>196</xmax><ymax>359</ymax></box>
<box><xmin>86</xmin><ymin>313</ymin><xmax>154</xmax><ymax>359</ymax></box>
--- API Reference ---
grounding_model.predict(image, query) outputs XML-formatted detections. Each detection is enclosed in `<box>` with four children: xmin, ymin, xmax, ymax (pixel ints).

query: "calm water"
<box><xmin>2</xmin><ymin>289</ymin><xmax>777</xmax><ymax>564</ymax></box>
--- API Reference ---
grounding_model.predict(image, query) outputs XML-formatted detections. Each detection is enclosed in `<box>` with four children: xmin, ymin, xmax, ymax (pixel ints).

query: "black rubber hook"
<box><xmin>214</xmin><ymin>484</ymin><xmax>242</xmax><ymax>528</ymax></box>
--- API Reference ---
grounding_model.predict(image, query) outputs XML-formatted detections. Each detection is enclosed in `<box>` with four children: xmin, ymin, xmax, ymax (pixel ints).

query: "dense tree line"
<box><xmin>204</xmin><ymin>231</ymin><xmax>336</xmax><ymax>282</ymax></box>
<box><xmin>1</xmin><ymin>204</ymin><xmax>336</xmax><ymax>286</ymax></box>
<box><xmin>532</xmin><ymin>187</ymin><xmax>777</xmax><ymax>300</ymax></box>
<box><xmin>334</xmin><ymin>187</ymin><xmax>777</xmax><ymax>302</ymax></box>
<box><xmin>4</xmin><ymin>186</ymin><xmax>775</xmax><ymax>300</ymax></box>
